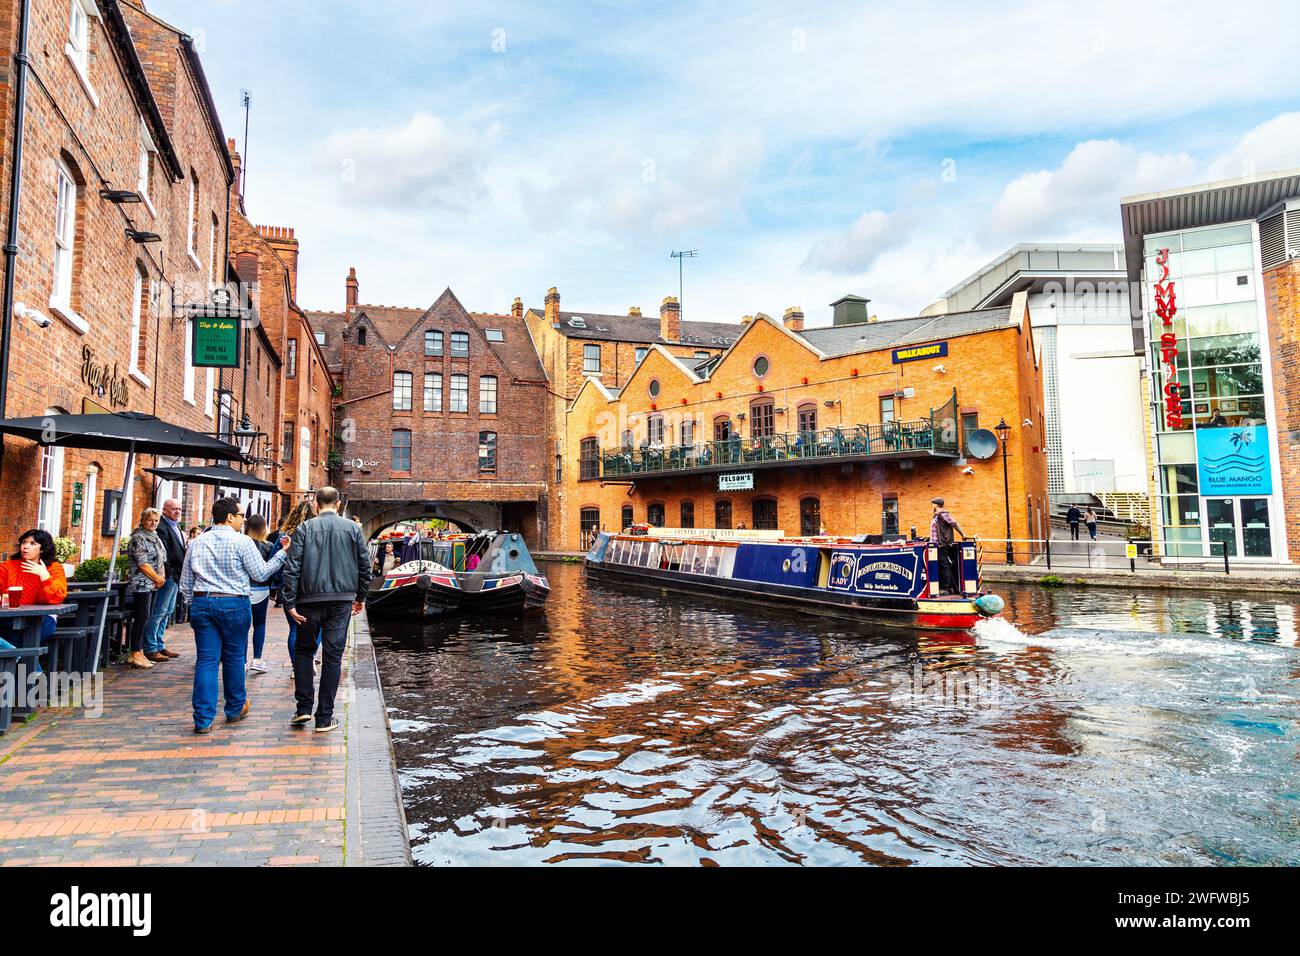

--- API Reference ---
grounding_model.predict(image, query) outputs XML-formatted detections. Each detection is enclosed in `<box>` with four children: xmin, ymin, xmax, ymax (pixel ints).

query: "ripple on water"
<box><xmin>372</xmin><ymin>562</ymin><xmax>1300</xmax><ymax>867</ymax></box>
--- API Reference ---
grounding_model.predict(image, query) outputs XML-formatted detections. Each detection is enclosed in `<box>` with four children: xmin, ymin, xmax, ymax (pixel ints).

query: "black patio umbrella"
<box><xmin>146</xmin><ymin>462</ymin><xmax>277</xmax><ymax>493</ymax></box>
<box><xmin>0</xmin><ymin>411</ymin><xmax>243</xmax><ymax>668</ymax></box>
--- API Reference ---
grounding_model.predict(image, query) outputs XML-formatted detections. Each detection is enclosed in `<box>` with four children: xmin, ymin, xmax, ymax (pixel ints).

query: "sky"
<box><xmin>147</xmin><ymin>0</ymin><xmax>1300</xmax><ymax>326</ymax></box>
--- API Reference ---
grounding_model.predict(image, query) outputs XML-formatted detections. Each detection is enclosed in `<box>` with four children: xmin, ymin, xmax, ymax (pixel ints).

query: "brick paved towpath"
<box><xmin>0</xmin><ymin>608</ymin><xmax>409</xmax><ymax>866</ymax></box>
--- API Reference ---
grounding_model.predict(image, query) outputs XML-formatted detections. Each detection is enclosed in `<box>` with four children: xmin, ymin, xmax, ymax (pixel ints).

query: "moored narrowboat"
<box><xmin>583</xmin><ymin>526</ymin><xmax>1003</xmax><ymax>631</ymax></box>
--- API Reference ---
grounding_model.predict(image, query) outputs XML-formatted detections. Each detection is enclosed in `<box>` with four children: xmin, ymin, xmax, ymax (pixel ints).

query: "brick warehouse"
<box><xmin>0</xmin><ymin>0</ymin><xmax>234</xmax><ymax>552</ymax></box>
<box><xmin>555</xmin><ymin>293</ymin><xmax>1050</xmax><ymax>555</ymax></box>
<box><xmin>309</xmin><ymin>275</ymin><xmax>549</xmax><ymax>543</ymax></box>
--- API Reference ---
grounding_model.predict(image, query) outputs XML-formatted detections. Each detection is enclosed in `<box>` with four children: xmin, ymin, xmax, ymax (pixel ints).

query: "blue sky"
<box><xmin>149</xmin><ymin>0</ymin><xmax>1300</xmax><ymax>324</ymax></box>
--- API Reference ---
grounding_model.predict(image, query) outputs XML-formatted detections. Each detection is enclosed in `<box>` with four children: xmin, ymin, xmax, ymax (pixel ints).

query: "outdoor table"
<box><xmin>1</xmin><ymin>604</ymin><xmax>75</xmax><ymax>722</ymax></box>
<box><xmin>54</xmin><ymin>591</ymin><xmax>110</xmax><ymax>674</ymax></box>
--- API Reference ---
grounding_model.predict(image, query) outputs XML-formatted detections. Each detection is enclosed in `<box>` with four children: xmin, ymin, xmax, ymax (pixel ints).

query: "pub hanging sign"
<box><xmin>186</xmin><ymin>290</ymin><xmax>245</xmax><ymax>369</ymax></box>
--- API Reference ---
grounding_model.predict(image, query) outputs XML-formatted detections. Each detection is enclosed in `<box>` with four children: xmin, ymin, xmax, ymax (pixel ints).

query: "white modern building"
<box><xmin>925</xmin><ymin>244</ymin><xmax>1146</xmax><ymax>514</ymax></box>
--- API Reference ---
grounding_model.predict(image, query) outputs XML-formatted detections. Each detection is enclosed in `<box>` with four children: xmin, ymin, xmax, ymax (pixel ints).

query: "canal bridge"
<box><xmin>340</xmin><ymin>478</ymin><xmax>547</xmax><ymax>544</ymax></box>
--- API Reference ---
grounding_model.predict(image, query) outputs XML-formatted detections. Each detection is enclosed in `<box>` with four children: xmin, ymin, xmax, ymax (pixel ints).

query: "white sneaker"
<box><xmin>249</xmin><ymin>658</ymin><xmax>268</xmax><ymax>673</ymax></box>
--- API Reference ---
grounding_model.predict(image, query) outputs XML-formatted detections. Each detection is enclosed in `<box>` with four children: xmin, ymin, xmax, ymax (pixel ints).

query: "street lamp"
<box><xmin>233</xmin><ymin>414</ymin><xmax>258</xmax><ymax>459</ymax></box>
<box><xmin>994</xmin><ymin>418</ymin><xmax>1013</xmax><ymax>565</ymax></box>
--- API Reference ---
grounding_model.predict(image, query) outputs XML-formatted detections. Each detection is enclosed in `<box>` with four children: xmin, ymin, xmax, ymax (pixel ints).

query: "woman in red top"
<box><xmin>0</xmin><ymin>529</ymin><xmax>69</xmax><ymax>649</ymax></box>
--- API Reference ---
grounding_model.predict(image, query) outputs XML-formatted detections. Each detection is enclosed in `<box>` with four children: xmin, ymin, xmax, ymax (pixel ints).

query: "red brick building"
<box><xmin>0</xmin><ymin>0</ymin><xmax>234</xmax><ymax>556</ymax></box>
<box><xmin>310</xmin><ymin>274</ymin><xmax>549</xmax><ymax>543</ymax></box>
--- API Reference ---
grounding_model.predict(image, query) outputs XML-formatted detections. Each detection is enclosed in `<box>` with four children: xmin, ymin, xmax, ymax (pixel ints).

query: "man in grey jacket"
<box><xmin>280</xmin><ymin>486</ymin><xmax>371</xmax><ymax>732</ymax></box>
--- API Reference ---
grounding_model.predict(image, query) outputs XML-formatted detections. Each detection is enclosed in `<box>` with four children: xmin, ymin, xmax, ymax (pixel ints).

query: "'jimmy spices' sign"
<box><xmin>80</xmin><ymin>345</ymin><xmax>128</xmax><ymax>407</ymax></box>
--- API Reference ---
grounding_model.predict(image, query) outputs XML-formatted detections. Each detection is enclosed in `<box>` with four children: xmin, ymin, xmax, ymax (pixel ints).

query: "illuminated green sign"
<box><xmin>192</xmin><ymin>315</ymin><xmax>241</xmax><ymax>368</ymax></box>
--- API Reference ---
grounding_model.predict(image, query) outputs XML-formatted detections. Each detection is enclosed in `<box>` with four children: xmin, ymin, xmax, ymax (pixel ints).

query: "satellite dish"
<box><xmin>966</xmin><ymin>428</ymin><xmax>999</xmax><ymax>460</ymax></box>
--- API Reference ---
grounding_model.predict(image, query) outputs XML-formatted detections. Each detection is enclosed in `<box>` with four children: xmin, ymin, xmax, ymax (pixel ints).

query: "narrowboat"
<box><xmin>366</xmin><ymin>531</ymin><xmax>550</xmax><ymax>620</ymax></box>
<box><xmin>583</xmin><ymin>527</ymin><xmax>1004</xmax><ymax>631</ymax></box>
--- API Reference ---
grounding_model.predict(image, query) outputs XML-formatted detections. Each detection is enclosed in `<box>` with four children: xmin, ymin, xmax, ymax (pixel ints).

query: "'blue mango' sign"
<box><xmin>1197</xmin><ymin>425</ymin><xmax>1271</xmax><ymax>496</ymax></box>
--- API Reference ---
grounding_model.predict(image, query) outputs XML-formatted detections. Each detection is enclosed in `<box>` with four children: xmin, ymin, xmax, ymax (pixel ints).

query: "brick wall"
<box><xmin>1264</xmin><ymin>259</ymin><xmax>1300</xmax><ymax>562</ymax></box>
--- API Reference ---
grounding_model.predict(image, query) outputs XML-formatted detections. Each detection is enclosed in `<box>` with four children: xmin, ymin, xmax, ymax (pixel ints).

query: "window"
<box><xmin>753</xmin><ymin>355</ymin><xmax>770</xmax><ymax>377</ymax></box>
<box><xmin>314</xmin><ymin>331</ymin><xmax>326</xmax><ymax>346</ymax></box>
<box><xmin>580</xmin><ymin>508</ymin><xmax>601</xmax><ymax>550</ymax></box>
<box><xmin>800</xmin><ymin>497</ymin><xmax>821</xmax><ymax>537</ymax></box>
<box><xmin>880</xmin><ymin>395</ymin><xmax>896</xmax><ymax>424</ymax></box>
<box><xmin>681</xmin><ymin>501</ymin><xmax>695</xmax><ymax>528</ymax></box>
<box><xmin>621</xmin><ymin>505</ymin><xmax>634</xmax><ymax>530</ymax></box>
<box><xmin>392</xmin><ymin>430</ymin><xmax>412</xmax><ymax>471</ymax></box>
<box><xmin>217</xmin><ymin>390</ymin><xmax>233</xmax><ymax>441</ymax></box>
<box><xmin>67</xmin><ymin>1</ymin><xmax>91</xmax><ymax>77</ymax></box>
<box><xmin>635</xmin><ymin>347</ymin><xmax>648</xmax><ymax>365</ymax></box>
<box><xmin>451</xmin><ymin>331</ymin><xmax>469</xmax><ymax>355</ymax></box>
<box><xmin>128</xmin><ymin>268</ymin><xmax>148</xmax><ymax>375</ymax></box>
<box><xmin>555</xmin><ymin>455</ymin><xmax>563</xmax><ymax>483</ymax></box>
<box><xmin>797</xmin><ymin>403</ymin><xmax>817</xmax><ymax>434</ymax></box>
<box><xmin>485</xmin><ymin>329</ymin><xmax>504</xmax><ymax>342</ymax></box>
<box><xmin>53</xmin><ymin>160</ymin><xmax>77</xmax><ymax>308</ymax></box>
<box><xmin>478</xmin><ymin>431</ymin><xmax>497</xmax><ymax>473</ymax></box>
<box><xmin>713</xmin><ymin>417</ymin><xmax>731</xmax><ymax>442</ymax></box>
<box><xmin>882</xmin><ymin>496</ymin><xmax>899</xmax><ymax>536</ymax></box>
<box><xmin>584</xmin><ymin>344</ymin><xmax>601</xmax><ymax>373</ymax></box>
<box><xmin>753</xmin><ymin>499</ymin><xmax>778</xmax><ymax>531</ymax></box>
<box><xmin>695</xmin><ymin>351</ymin><xmax>709</xmax><ymax>361</ymax></box>
<box><xmin>37</xmin><ymin>440</ymin><xmax>65</xmax><ymax>534</ymax></box>
<box><xmin>392</xmin><ymin>371</ymin><xmax>412</xmax><ymax>410</ymax></box>
<box><xmin>647</xmin><ymin>414</ymin><xmax>664</xmax><ymax>446</ymax></box>
<box><xmin>424</xmin><ymin>372</ymin><xmax>442</xmax><ymax>412</ymax></box>
<box><xmin>137</xmin><ymin>120</ymin><xmax>154</xmax><ymax>204</ymax></box>
<box><xmin>450</xmin><ymin>374</ymin><xmax>468</xmax><ymax>412</ymax></box>
<box><xmin>647</xmin><ymin>503</ymin><xmax>665</xmax><ymax>527</ymax></box>
<box><xmin>961</xmin><ymin>412</ymin><xmax>979</xmax><ymax>457</ymax></box>
<box><xmin>357</xmin><ymin>327</ymin><xmax>367</xmax><ymax>346</ymax></box>
<box><xmin>648</xmin><ymin>378</ymin><xmax>660</xmax><ymax>397</ymax></box>
<box><xmin>715</xmin><ymin>500</ymin><xmax>732</xmax><ymax>529</ymax></box>
<box><xmin>580</xmin><ymin>437</ymin><xmax>599</xmax><ymax>481</ymax></box>
<box><xmin>187</xmin><ymin>170</ymin><xmax>198</xmax><ymax>256</ymax></box>
<box><xmin>183</xmin><ymin>316</ymin><xmax>195</xmax><ymax>402</ymax></box>
<box><xmin>425</xmin><ymin>330</ymin><xmax>443</xmax><ymax>355</ymax></box>
<box><xmin>679</xmin><ymin>418</ymin><xmax>694</xmax><ymax>447</ymax></box>
<box><xmin>750</xmin><ymin>400</ymin><xmax>775</xmax><ymax>438</ymax></box>
<box><xmin>208</xmin><ymin>214</ymin><xmax>218</xmax><ymax>287</ymax></box>
<box><xmin>282</xmin><ymin>422</ymin><xmax>294</xmax><ymax>463</ymax></box>
<box><xmin>479</xmin><ymin>375</ymin><xmax>498</xmax><ymax>414</ymax></box>
<box><xmin>286</xmin><ymin>339</ymin><xmax>297</xmax><ymax>378</ymax></box>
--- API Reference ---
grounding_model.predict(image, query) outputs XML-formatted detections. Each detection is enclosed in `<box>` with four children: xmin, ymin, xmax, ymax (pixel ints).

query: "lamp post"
<box><xmin>995</xmin><ymin>418</ymin><xmax>1013</xmax><ymax>565</ymax></box>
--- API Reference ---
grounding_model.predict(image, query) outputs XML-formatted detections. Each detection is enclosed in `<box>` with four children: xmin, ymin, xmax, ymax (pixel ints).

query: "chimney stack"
<box><xmin>628</xmin><ymin>306</ymin><xmax>642</xmax><ymax>317</ymax></box>
<box><xmin>660</xmin><ymin>296</ymin><xmax>681</xmax><ymax>342</ymax></box>
<box><xmin>227</xmin><ymin>138</ymin><xmax>244</xmax><ymax>213</ymax></box>
<box><xmin>511</xmin><ymin>296</ymin><xmax>523</xmax><ymax>319</ymax></box>
<box><xmin>740</xmin><ymin>314</ymin><xmax>754</xmax><ymax>326</ymax></box>
<box><xmin>544</xmin><ymin>287</ymin><xmax>561</xmax><ymax>325</ymax></box>
<box><xmin>256</xmin><ymin>225</ymin><xmax>299</xmax><ymax>299</ymax></box>
<box><xmin>782</xmin><ymin>306</ymin><xmax>805</xmax><ymax>332</ymax></box>
<box><xmin>345</xmin><ymin>267</ymin><xmax>358</xmax><ymax>314</ymax></box>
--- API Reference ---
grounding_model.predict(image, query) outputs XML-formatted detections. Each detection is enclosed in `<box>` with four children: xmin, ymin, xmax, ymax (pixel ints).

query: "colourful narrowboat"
<box><xmin>583</xmin><ymin>527</ymin><xmax>1003</xmax><ymax>631</ymax></box>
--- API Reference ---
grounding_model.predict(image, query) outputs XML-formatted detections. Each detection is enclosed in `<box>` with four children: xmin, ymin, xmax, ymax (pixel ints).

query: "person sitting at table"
<box><xmin>0</xmin><ymin>529</ymin><xmax>69</xmax><ymax>662</ymax></box>
<box><xmin>127</xmin><ymin>508</ymin><xmax>167</xmax><ymax>669</ymax></box>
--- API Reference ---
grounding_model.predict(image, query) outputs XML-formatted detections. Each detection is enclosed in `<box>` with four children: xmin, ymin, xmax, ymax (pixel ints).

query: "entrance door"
<box><xmin>1204</xmin><ymin>497</ymin><xmax>1273</xmax><ymax>559</ymax></box>
<box><xmin>1205</xmin><ymin>499</ymin><xmax>1237</xmax><ymax>558</ymax></box>
<box><xmin>1239</xmin><ymin>498</ymin><xmax>1272</xmax><ymax>558</ymax></box>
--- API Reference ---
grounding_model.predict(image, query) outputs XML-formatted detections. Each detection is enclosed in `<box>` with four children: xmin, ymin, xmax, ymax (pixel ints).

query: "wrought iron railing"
<box><xmin>599</xmin><ymin>418</ymin><xmax>956</xmax><ymax>478</ymax></box>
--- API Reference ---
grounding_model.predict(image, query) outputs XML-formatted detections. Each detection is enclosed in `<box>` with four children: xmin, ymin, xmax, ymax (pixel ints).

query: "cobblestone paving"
<box><xmin>0</xmin><ymin>612</ymin><xmax>348</xmax><ymax>866</ymax></box>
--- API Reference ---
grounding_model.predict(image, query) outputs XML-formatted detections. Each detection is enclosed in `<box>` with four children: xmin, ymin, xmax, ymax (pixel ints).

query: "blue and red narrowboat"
<box><xmin>583</xmin><ymin>527</ymin><xmax>1003</xmax><ymax>631</ymax></box>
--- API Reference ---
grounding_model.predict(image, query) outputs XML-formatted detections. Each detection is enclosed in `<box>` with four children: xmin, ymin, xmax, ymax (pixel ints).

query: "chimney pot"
<box><xmin>628</xmin><ymin>306</ymin><xmax>641</xmax><ymax>317</ymax></box>
<box><xmin>782</xmin><ymin>306</ymin><xmax>805</xmax><ymax>333</ymax></box>
<box><xmin>511</xmin><ymin>296</ymin><xmax>523</xmax><ymax>319</ymax></box>
<box><xmin>345</xmin><ymin>266</ymin><xmax>359</xmax><ymax>313</ymax></box>
<box><xmin>659</xmin><ymin>296</ymin><xmax>681</xmax><ymax>342</ymax></box>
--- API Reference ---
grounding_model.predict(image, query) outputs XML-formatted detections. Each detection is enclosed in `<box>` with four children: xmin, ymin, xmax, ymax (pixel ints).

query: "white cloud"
<box><xmin>319</xmin><ymin>112</ymin><xmax>499</xmax><ymax>212</ymax></box>
<box><xmin>1205</xmin><ymin>112</ymin><xmax>1300</xmax><ymax>182</ymax></box>
<box><xmin>801</xmin><ymin>209</ymin><xmax>898</xmax><ymax>274</ymax></box>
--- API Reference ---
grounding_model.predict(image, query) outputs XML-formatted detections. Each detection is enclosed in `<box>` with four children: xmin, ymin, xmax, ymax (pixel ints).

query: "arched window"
<box><xmin>797</xmin><ymin>403</ymin><xmax>818</xmax><ymax>435</ymax></box>
<box><xmin>451</xmin><ymin>331</ymin><xmax>469</xmax><ymax>355</ymax></box>
<box><xmin>647</xmin><ymin>502</ymin><xmax>665</xmax><ymax>527</ymax></box>
<box><xmin>680</xmin><ymin>500</ymin><xmax>695</xmax><ymax>528</ymax></box>
<box><xmin>478</xmin><ymin>431</ymin><xmax>497</xmax><ymax>473</ymax></box>
<box><xmin>425</xmin><ymin>330</ymin><xmax>443</xmax><ymax>355</ymax></box>
<box><xmin>621</xmin><ymin>504</ymin><xmax>634</xmax><ymax>530</ymax></box>
<box><xmin>752</xmin><ymin>498</ymin><xmax>778</xmax><ymax>531</ymax></box>
<box><xmin>450</xmin><ymin>373</ymin><xmax>469</xmax><ymax>412</ymax></box>
<box><xmin>424</xmin><ymin>372</ymin><xmax>442</xmax><ymax>412</ymax></box>
<box><xmin>750</xmin><ymin>399</ymin><xmax>775</xmax><ymax>438</ymax></box>
<box><xmin>799</xmin><ymin>497</ymin><xmax>821</xmax><ymax>537</ymax></box>
<box><xmin>391</xmin><ymin>429</ymin><xmax>412</xmax><ymax>472</ymax></box>
<box><xmin>714</xmin><ymin>499</ymin><xmax>732</xmax><ymax>530</ymax></box>
<box><xmin>713</xmin><ymin>416</ymin><xmax>731</xmax><ymax>442</ymax></box>
<box><xmin>579</xmin><ymin>437</ymin><xmax>599</xmax><ymax>481</ymax></box>
<box><xmin>392</xmin><ymin>371</ymin><xmax>412</xmax><ymax>410</ymax></box>
<box><xmin>579</xmin><ymin>508</ymin><xmax>601</xmax><ymax>550</ymax></box>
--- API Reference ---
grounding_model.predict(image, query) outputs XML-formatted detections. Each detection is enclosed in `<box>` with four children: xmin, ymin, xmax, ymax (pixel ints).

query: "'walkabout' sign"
<box><xmin>718</xmin><ymin>472</ymin><xmax>754</xmax><ymax>491</ymax></box>
<box><xmin>892</xmin><ymin>341</ymin><xmax>947</xmax><ymax>364</ymax></box>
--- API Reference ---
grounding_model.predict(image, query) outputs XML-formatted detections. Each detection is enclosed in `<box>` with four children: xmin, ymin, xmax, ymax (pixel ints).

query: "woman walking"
<box><xmin>127</xmin><ymin>508</ymin><xmax>167</xmax><ymax>669</ymax></box>
<box><xmin>0</xmin><ymin>529</ymin><xmax>70</xmax><ymax>663</ymax></box>
<box><xmin>1084</xmin><ymin>506</ymin><xmax>1099</xmax><ymax>541</ymax></box>
<box><xmin>245</xmin><ymin>513</ymin><xmax>276</xmax><ymax>673</ymax></box>
<box><xmin>278</xmin><ymin>500</ymin><xmax>320</xmax><ymax>666</ymax></box>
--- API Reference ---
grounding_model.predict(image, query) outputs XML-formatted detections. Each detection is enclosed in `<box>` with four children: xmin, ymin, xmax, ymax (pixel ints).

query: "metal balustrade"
<box><xmin>597</xmin><ymin>420</ymin><xmax>958</xmax><ymax>479</ymax></box>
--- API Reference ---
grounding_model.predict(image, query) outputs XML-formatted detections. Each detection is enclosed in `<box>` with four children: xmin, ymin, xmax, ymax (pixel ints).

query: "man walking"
<box><xmin>281</xmin><ymin>487</ymin><xmax>370</xmax><ymax>733</ymax></box>
<box><xmin>1066</xmin><ymin>504</ymin><xmax>1082</xmax><ymax>541</ymax></box>
<box><xmin>929</xmin><ymin>497</ymin><xmax>966</xmax><ymax>595</ymax></box>
<box><xmin>180</xmin><ymin>498</ymin><xmax>289</xmax><ymax>734</ymax></box>
<box><xmin>143</xmin><ymin>497</ymin><xmax>186</xmax><ymax>662</ymax></box>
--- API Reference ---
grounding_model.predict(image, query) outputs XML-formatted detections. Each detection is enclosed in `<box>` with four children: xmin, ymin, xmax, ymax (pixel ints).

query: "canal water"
<box><xmin>371</xmin><ymin>561</ymin><xmax>1300</xmax><ymax>866</ymax></box>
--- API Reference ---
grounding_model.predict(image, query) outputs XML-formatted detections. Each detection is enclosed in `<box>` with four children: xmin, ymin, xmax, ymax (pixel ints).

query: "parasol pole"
<box><xmin>90</xmin><ymin>442</ymin><xmax>135</xmax><ymax>670</ymax></box>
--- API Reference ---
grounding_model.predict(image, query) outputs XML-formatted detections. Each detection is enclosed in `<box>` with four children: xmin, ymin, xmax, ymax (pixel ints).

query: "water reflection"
<box><xmin>372</xmin><ymin>562</ymin><xmax>1300</xmax><ymax>866</ymax></box>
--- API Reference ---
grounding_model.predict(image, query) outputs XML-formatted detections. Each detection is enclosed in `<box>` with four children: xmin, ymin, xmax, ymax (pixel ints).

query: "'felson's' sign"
<box><xmin>80</xmin><ymin>345</ymin><xmax>128</xmax><ymax>408</ymax></box>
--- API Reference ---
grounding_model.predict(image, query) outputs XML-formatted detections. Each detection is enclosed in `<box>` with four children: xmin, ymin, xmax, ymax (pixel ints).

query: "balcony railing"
<box><xmin>598</xmin><ymin>419</ymin><xmax>958</xmax><ymax>479</ymax></box>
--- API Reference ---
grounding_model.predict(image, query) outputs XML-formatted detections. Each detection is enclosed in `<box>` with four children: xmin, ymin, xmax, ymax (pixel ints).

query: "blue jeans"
<box><xmin>143</xmin><ymin>578</ymin><xmax>179</xmax><ymax>654</ymax></box>
<box><xmin>189</xmin><ymin>596</ymin><xmax>252</xmax><ymax>728</ymax></box>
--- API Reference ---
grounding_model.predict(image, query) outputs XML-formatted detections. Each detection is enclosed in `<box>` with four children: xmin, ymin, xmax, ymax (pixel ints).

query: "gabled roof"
<box><xmin>532</xmin><ymin>309</ymin><xmax>741</xmax><ymax>349</ymax></box>
<box><xmin>570</xmin><ymin>374</ymin><xmax>620</xmax><ymax>410</ymax></box>
<box><xmin>615</xmin><ymin>343</ymin><xmax>703</xmax><ymax>400</ymax></box>
<box><xmin>799</xmin><ymin>306</ymin><xmax>1014</xmax><ymax>358</ymax></box>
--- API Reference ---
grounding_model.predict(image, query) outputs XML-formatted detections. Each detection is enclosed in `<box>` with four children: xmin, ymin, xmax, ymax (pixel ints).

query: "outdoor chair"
<box><xmin>55</xmin><ymin>590</ymin><xmax>110</xmax><ymax>675</ymax></box>
<box><xmin>0</xmin><ymin>644</ymin><xmax>42</xmax><ymax>733</ymax></box>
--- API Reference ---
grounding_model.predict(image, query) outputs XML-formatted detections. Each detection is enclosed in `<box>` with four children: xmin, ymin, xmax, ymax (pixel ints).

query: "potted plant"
<box><xmin>53</xmin><ymin>536</ymin><xmax>78</xmax><ymax>575</ymax></box>
<box><xmin>71</xmin><ymin>555</ymin><xmax>129</xmax><ymax>583</ymax></box>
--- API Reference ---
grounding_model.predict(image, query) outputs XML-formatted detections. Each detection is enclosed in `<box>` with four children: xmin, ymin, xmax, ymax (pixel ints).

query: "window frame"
<box><xmin>583</xmin><ymin>344</ymin><xmax>601</xmax><ymax>374</ymax></box>
<box><xmin>479</xmin><ymin>375</ymin><xmax>498</xmax><ymax>414</ymax></box>
<box><xmin>52</xmin><ymin>159</ymin><xmax>77</xmax><ymax>310</ymax></box>
<box><xmin>749</xmin><ymin>399</ymin><xmax>776</xmax><ymax>438</ymax></box>
<box><xmin>450</xmin><ymin>331</ymin><xmax>470</xmax><ymax>355</ymax></box>
<box><xmin>579</xmin><ymin>436</ymin><xmax>599</xmax><ymax>481</ymax></box>
<box><xmin>449</xmin><ymin>373</ymin><xmax>469</xmax><ymax>413</ymax></box>
<box><xmin>391</xmin><ymin>429</ymin><xmax>412</xmax><ymax>472</ymax></box>
<box><xmin>424</xmin><ymin>371</ymin><xmax>442</xmax><ymax>412</ymax></box>
<box><xmin>392</xmin><ymin>371</ymin><xmax>413</xmax><ymax>411</ymax></box>
<box><xmin>425</xmin><ymin>329</ymin><xmax>443</xmax><ymax>356</ymax></box>
<box><xmin>799</xmin><ymin>496</ymin><xmax>821</xmax><ymax>537</ymax></box>
<box><xmin>478</xmin><ymin>431</ymin><xmax>497</xmax><ymax>474</ymax></box>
